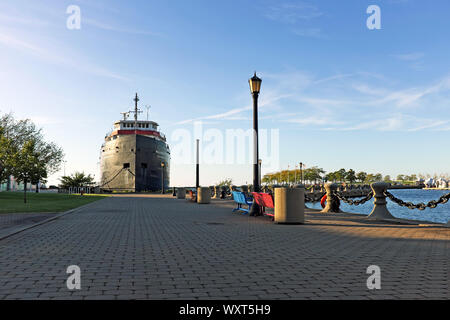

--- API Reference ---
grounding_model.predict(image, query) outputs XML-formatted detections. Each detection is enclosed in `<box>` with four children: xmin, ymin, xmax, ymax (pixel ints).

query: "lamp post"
<box><xmin>287</xmin><ymin>165</ymin><xmax>290</xmax><ymax>186</ymax></box>
<box><xmin>299</xmin><ymin>162</ymin><xmax>304</xmax><ymax>185</ymax></box>
<box><xmin>161</xmin><ymin>162</ymin><xmax>165</xmax><ymax>194</ymax></box>
<box><xmin>248</xmin><ymin>72</ymin><xmax>262</xmax><ymax>216</ymax></box>
<box><xmin>295</xmin><ymin>164</ymin><xmax>297</xmax><ymax>184</ymax></box>
<box><xmin>196</xmin><ymin>139</ymin><xmax>200</xmax><ymax>189</ymax></box>
<box><xmin>258</xmin><ymin>159</ymin><xmax>262</xmax><ymax>188</ymax></box>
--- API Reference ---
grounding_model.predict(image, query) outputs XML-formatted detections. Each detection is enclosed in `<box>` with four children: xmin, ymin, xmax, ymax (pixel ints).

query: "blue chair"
<box><xmin>232</xmin><ymin>191</ymin><xmax>253</xmax><ymax>214</ymax></box>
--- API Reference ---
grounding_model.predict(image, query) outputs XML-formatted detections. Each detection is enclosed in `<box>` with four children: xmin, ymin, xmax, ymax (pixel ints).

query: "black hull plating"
<box><xmin>100</xmin><ymin>134</ymin><xmax>170</xmax><ymax>192</ymax></box>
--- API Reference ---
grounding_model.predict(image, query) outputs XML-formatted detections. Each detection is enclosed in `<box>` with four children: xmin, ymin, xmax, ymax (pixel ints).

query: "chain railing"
<box><xmin>304</xmin><ymin>193</ymin><xmax>326</xmax><ymax>203</ymax></box>
<box><xmin>333</xmin><ymin>191</ymin><xmax>374</xmax><ymax>206</ymax></box>
<box><xmin>99</xmin><ymin>168</ymin><xmax>125</xmax><ymax>187</ymax></box>
<box><xmin>384</xmin><ymin>190</ymin><xmax>450</xmax><ymax>211</ymax></box>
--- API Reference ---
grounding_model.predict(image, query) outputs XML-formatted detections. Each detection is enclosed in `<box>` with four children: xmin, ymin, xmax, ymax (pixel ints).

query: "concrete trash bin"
<box><xmin>176</xmin><ymin>188</ymin><xmax>186</xmax><ymax>199</ymax></box>
<box><xmin>274</xmin><ymin>187</ymin><xmax>305</xmax><ymax>224</ymax></box>
<box><xmin>197</xmin><ymin>187</ymin><xmax>211</xmax><ymax>204</ymax></box>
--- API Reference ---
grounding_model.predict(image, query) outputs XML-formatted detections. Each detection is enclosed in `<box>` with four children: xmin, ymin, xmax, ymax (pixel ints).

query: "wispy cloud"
<box><xmin>0</xmin><ymin>13</ymin><xmax>51</xmax><ymax>27</ymax></box>
<box><xmin>292</xmin><ymin>28</ymin><xmax>323</xmax><ymax>38</ymax></box>
<box><xmin>173</xmin><ymin>69</ymin><xmax>450</xmax><ymax>132</ymax></box>
<box><xmin>392</xmin><ymin>52</ymin><xmax>424</xmax><ymax>61</ymax></box>
<box><xmin>264</xmin><ymin>2</ymin><xmax>323</xmax><ymax>23</ymax></box>
<box><xmin>0</xmin><ymin>28</ymin><xmax>128</xmax><ymax>81</ymax></box>
<box><xmin>329</xmin><ymin>114</ymin><xmax>449</xmax><ymax>132</ymax></box>
<box><xmin>83</xmin><ymin>18</ymin><xmax>164</xmax><ymax>37</ymax></box>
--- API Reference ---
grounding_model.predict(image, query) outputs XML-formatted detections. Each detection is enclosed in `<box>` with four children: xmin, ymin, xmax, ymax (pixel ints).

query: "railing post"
<box><xmin>220</xmin><ymin>186</ymin><xmax>227</xmax><ymax>199</ymax></box>
<box><xmin>367</xmin><ymin>182</ymin><xmax>395</xmax><ymax>220</ymax></box>
<box><xmin>321</xmin><ymin>183</ymin><xmax>341</xmax><ymax>213</ymax></box>
<box><xmin>213</xmin><ymin>186</ymin><xmax>219</xmax><ymax>198</ymax></box>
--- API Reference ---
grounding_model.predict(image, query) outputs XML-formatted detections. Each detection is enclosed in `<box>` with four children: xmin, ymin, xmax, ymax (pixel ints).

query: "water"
<box><xmin>307</xmin><ymin>189</ymin><xmax>450</xmax><ymax>224</ymax></box>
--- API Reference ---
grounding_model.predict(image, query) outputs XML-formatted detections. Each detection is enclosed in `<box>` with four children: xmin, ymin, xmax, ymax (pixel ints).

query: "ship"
<box><xmin>99</xmin><ymin>93</ymin><xmax>170</xmax><ymax>192</ymax></box>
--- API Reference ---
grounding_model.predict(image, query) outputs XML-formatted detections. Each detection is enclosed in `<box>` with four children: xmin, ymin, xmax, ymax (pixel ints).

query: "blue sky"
<box><xmin>0</xmin><ymin>0</ymin><xmax>449</xmax><ymax>186</ymax></box>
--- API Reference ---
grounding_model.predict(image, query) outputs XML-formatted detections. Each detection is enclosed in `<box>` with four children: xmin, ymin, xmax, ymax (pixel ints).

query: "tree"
<box><xmin>0</xmin><ymin>113</ymin><xmax>64</xmax><ymax>191</ymax></box>
<box><xmin>346</xmin><ymin>169</ymin><xmax>356</xmax><ymax>184</ymax></box>
<box><xmin>10</xmin><ymin>139</ymin><xmax>46</xmax><ymax>203</ymax></box>
<box><xmin>356</xmin><ymin>172</ymin><xmax>367</xmax><ymax>184</ymax></box>
<box><xmin>335</xmin><ymin>168</ymin><xmax>347</xmax><ymax>182</ymax></box>
<box><xmin>59</xmin><ymin>172</ymin><xmax>95</xmax><ymax>189</ymax></box>
<box><xmin>374</xmin><ymin>173</ymin><xmax>382</xmax><ymax>182</ymax></box>
<box><xmin>0</xmin><ymin>125</ymin><xmax>14</xmax><ymax>183</ymax></box>
<box><xmin>383</xmin><ymin>175</ymin><xmax>391</xmax><ymax>182</ymax></box>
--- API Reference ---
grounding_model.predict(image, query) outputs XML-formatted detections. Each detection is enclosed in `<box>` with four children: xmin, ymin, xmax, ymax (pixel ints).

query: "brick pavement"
<box><xmin>0</xmin><ymin>195</ymin><xmax>448</xmax><ymax>300</ymax></box>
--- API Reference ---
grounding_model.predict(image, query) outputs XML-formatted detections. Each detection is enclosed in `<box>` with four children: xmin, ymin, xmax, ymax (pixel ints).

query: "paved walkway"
<box><xmin>0</xmin><ymin>212</ymin><xmax>55</xmax><ymax>240</ymax></box>
<box><xmin>0</xmin><ymin>195</ymin><xmax>448</xmax><ymax>300</ymax></box>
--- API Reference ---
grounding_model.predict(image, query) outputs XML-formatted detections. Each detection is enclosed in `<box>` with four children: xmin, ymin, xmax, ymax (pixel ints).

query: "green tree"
<box><xmin>10</xmin><ymin>139</ymin><xmax>46</xmax><ymax>203</ymax></box>
<box><xmin>383</xmin><ymin>175</ymin><xmax>391</xmax><ymax>182</ymax></box>
<box><xmin>356</xmin><ymin>172</ymin><xmax>367</xmax><ymax>184</ymax></box>
<box><xmin>0</xmin><ymin>125</ymin><xmax>14</xmax><ymax>183</ymax></box>
<box><xmin>59</xmin><ymin>172</ymin><xmax>95</xmax><ymax>189</ymax></box>
<box><xmin>0</xmin><ymin>113</ymin><xmax>64</xmax><ymax>191</ymax></box>
<box><xmin>346</xmin><ymin>169</ymin><xmax>356</xmax><ymax>184</ymax></box>
<box><xmin>335</xmin><ymin>168</ymin><xmax>347</xmax><ymax>182</ymax></box>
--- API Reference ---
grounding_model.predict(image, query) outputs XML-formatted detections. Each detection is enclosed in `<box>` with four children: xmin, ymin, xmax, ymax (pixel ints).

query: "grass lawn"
<box><xmin>0</xmin><ymin>192</ymin><xmax>108</xmax><ymax>214</ymax></box>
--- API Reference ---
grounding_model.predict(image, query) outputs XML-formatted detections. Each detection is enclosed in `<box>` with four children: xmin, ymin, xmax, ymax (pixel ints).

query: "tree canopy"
<box><xmin>59</xmin><ymin>172</ymin><xmax>95</xmax><ymax>188</ymax></box>
<box><xmin>0</xmin><ymin>112</ymin><xmax>64</xmax><ymax>200</ymax></box>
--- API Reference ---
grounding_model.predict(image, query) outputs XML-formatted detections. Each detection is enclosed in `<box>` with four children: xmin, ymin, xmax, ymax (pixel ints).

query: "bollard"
<box><xmin>213</xmin><ymin>186</ymin><xmax>219</xmax><ymax>198</ymax></box>
<box><xmin>220</xmin><ymin>186</ymin><xmax>227</xmax><ymax>199</ymax></box>
<box><xmin>176</xmin><ymin>187</ymin><xmax>186</xmax><ymax>199</ymax></box>
<box><xmin>274</xmin><ymin>186</ymin><xmax>305</xmax><ymax>224</ymax></box>
<box><xmin>367</xmin><ymin>182</ymin><xmax>395</xmax><ymax>220</ymax></box>
<box><xmin>321</xmin><ymin>183</ymin><xmax>341</xmax><ymax>213</ymax></box>
<box><xmin>197</xmin><ymin>187</ymin><xmax>211</xmax><ymax>204</ymax></box>
<box><xmin>240</xmin><ymin>185</ymin><xmax>249</xmax><ymax>194</ymax></box>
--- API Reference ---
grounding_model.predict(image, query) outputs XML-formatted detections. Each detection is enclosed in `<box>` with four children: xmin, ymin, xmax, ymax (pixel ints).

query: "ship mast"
<box><xmin>130</xmin><ymin>93</ymin><xmax>143</xmax><ymax>133</ymax></box>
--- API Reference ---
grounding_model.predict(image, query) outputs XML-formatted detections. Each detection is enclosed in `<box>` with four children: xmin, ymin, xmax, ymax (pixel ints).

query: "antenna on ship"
<box><xmin>145</xmin><ymin>105</ymin><xmax>151</xmax><ymax>121</ymax></box>
<box><xmin>120</xmin><ymin>112</ymin><xmax>130</xmax><ymax>121</ymax></box>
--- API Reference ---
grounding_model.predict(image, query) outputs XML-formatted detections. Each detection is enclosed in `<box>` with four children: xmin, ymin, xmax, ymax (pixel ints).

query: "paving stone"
<box><xmin>0</xmin><ymin>196</ymin><xmax>448</xmax><ymax>300</ymax></box>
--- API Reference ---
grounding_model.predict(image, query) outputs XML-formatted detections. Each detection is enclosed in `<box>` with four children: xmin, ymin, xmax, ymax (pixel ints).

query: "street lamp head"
<box><xmin>249</xmin><ymin>72</ymin><xmax>262</xmax><ymax>94</ymax></box>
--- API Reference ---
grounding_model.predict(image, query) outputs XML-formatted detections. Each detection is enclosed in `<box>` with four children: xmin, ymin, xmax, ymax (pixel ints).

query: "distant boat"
<box><xmin>99</xmin><ymin>93</ymin><xmax>170</xmax><ymax>192</ymax></box>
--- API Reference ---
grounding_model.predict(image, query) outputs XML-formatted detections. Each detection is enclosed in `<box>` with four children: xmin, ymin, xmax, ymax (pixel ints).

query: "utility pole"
<box><xmin>196</xmin><ymin>139</ymin><xmax>200</xmax><ymax>189</ymax></box>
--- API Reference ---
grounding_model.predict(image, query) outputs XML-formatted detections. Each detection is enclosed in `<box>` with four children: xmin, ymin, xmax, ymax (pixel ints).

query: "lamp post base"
<box><xmin>249</xmin><ymin>202</ymin><xmax>262</xmax><ymax>216</ymax></box>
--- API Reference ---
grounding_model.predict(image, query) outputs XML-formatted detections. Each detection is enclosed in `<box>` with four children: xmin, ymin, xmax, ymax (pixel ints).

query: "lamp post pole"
<box><xmin>300</xmin><ymin>162</ymin><xmax>304</xmax><ymax>185</ymax></box>
<box><xmin>161</xmin><ymin>162</ymin><xmax>165</xmax><ymax>194</ymax></box>
<box><xmin>295</xmin><ymin>165</ymin><xmax>297</xmax><ymax>184</ymax></box>
<box><xmin>258</xmin><ymin>159</ymin><xmax>262</xmax><ymax>188</ymax></box>
<box><xmin>248</xmin><ymin>72</ymin><xmax>262</xmax><ymax>216</ymax></box>
<box><xmin>196</xmin><ymin>139</ymin><xmax>200</xmax><ymax>189</ymax></box>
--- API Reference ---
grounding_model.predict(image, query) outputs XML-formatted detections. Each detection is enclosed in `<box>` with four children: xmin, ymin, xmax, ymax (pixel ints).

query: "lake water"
<box><xmin>307</xmin><ymin>189</ymin><xmax>450</xmax><ymax>224</ymax></box>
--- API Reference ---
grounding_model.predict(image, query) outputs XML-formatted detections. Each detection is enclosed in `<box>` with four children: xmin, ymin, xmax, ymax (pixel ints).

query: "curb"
<box><xmin>0</xmin><ymin>198</ymin><xmax>107</xmax><ymax>242</ymax></box>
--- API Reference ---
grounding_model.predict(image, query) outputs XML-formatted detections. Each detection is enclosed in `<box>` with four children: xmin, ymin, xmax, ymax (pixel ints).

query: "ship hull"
<box><xmin>100</xmin><ymin>134</ymin><xmax>170</xmax><ymax>192</ymax></box>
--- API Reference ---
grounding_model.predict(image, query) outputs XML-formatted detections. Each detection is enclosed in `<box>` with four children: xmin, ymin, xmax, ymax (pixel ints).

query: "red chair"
<box><xmin>252</xmin><ymin>192</ymin><xmax>274</xmax><ymax>217</ymax></box>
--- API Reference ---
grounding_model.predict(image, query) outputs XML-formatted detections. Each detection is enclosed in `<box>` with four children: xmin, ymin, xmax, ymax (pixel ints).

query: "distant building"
<box><xmin>0</xmin><ymin>175</ymin><xmax>36</xmax><ymax>192</ymax></box>
<box><xmin>435</xmin><ymin>178</ymin><xmax>448</xmax><ymax>189</ymax></box>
